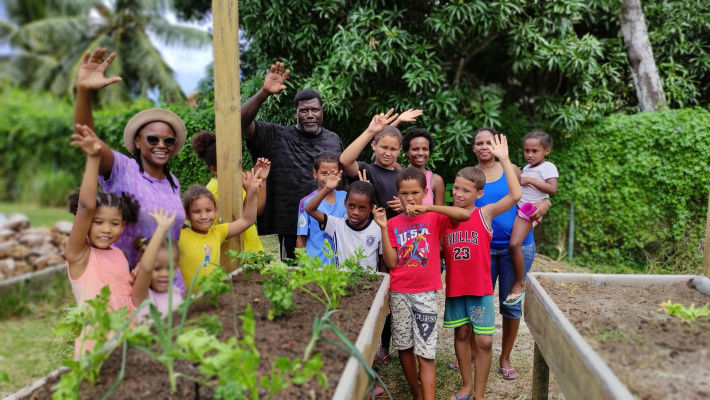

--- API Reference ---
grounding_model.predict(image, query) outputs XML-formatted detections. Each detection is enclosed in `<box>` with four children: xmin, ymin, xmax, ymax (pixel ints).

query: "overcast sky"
<box><xmin>0</xmin><ymin>2</ymin><xmax>214</xmax><ymax>94</ymax></box>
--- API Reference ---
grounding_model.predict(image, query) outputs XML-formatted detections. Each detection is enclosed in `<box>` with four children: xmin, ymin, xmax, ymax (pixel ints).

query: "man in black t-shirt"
<box><xmin>241</xmin><ymin>62</ymin><xmax>343</xmax><ymax>260</ymax></box>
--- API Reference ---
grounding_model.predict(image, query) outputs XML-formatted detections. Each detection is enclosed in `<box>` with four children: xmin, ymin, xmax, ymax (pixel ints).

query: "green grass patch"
<box><xmin>0</xmin><ymin>202</ymin><xmax>73</xmax><ymax>228</ymax></box>
<box><xmin>0</xmin><ymin>306</ymin><xmax>74</xmax><ymax>397</ymax></box>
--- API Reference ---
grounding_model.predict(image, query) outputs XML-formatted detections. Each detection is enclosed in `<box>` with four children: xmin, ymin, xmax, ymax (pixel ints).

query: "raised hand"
<box><xmin>395</xmin><ymin>109</ymin><xmax>423</xmax><ymax>124</ymax></box>
<box><xmin>263</xmin><ymin>61</ymin><xmax>290</xmax><ymax>94</ymax></box>
<box><xmin>325</xmin><ymin>169</ymin><xmax>342</xmax><ymax>190</ymax></box>
<box><xmin>254</xmin><ymin>158</ymin><xmax>271</xmax><ymax>181</ymax></box>
<box><xmin>148</xmin><ymin>208</ymin><xmax>177</xmax><ymax>230</ymax></box>
<box><xmin>70</xmin><ymin>124</ymin><xmax>102</xmax><ymax>157</ymax></box>
<box><xmin>243</xmin><ymin>169</ymin><xmax>263</xmax><ymax>192</ymax></box>
<box><xmin>489</xmin><ymin>134</ymin><xmax>509</xmax><ymax>160</ymax></box>
<box><xmin>406</xmin><ymin>204</ymin><xmax>427</xmax><ymax>217</ymax></box>
<box><xmin>387</xmin><ymin>196</ymin><xmax>405</xmax><ymax>213</ymax></box>
<box><xmin>357</xmin><ymin>169</ymin><xmax>370</xmax><ymax>184</ymax></box>
<box><xmin>76</xmin><ymin>48</ymin><xmax>122</xmax><ymax>91</ymax></box>
<box><xmin>366</xmin><ymin>109</ymin><xmax>400</xmax><ymax>136</ymax></box>
<box><xmin>373</xmin><ymin>206</ymin><xmax>388</xmax><ymax>228</ymax></box>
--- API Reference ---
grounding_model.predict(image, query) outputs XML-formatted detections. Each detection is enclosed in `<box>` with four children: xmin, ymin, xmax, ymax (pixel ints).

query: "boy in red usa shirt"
<box><xmin>380</xmin><ymin>167</ymin><xmax>470</xmax><ymax>400</ymax></box>
<box><xmin>443</xmin><ymin>134</ymin><xmax>521</xmax><ymax>400</ymax></box>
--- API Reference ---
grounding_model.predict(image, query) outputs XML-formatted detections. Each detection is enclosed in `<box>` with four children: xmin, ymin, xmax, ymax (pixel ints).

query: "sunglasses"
<box><xmin>144</xmin><ymin>135</ymin><xmax>177</xmax><ymax>147</ymax></box>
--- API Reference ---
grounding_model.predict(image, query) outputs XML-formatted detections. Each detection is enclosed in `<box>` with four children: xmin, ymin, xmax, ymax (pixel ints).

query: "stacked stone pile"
<box><xmin>0</xmin><ymin>214</ymin><xmax>70</xmax><ymax>280</ymax></box>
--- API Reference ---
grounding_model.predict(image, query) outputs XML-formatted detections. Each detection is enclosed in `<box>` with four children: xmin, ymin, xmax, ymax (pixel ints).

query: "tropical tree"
<box><xmin>0</xmin><ymin>0</ymin><xmax>212</xmax><ymax>104</ymax></box>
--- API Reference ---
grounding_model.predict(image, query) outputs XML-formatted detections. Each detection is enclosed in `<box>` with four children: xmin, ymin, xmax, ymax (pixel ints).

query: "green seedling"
<box><xmin>263</xmin><ymin>273</ymin><xmax>296</xmax><ymax>319</ymax></box>
<box><xmin>227</xmin><ymin>250</ymin><xmax>275</xmax><ymax>282</ymax></box>
<box><xmin>196</xmin><ymin>267</ymin><xmax>231</xmax><ymax>308</ymax></box>
<box><xmin>290</xmin><ymin>244</ymin><xmax>350</xmax><ymax>310</ymax></box>
<box><xmin>52</xmin><ymin>286</ymin><xmax>143</xmax><ymax>400</ymax></box>
<box><xmin>187</xmin><ymin>313</ymin><xmax>223</xmax><ymax>336</ymax></box>
<box><xmin>597</xmin><ymin>327</ymin><xmax>624</xmax><ymax>342</ymax></box>
<box><xmin>659</xmin><ymin>299</ymin><xmax>710</xmax><ymax>323</ymax></box>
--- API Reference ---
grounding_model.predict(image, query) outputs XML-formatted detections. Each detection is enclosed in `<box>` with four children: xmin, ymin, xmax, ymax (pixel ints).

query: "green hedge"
<box><xmin>538</xmin><ymin>108</ymin><xmax>710</xmax><ymax>273</ymax></box>
<box><xmin>0</xmin><ymin>87</ymin><xmax>252</xmax><ymax>205</ymax></box>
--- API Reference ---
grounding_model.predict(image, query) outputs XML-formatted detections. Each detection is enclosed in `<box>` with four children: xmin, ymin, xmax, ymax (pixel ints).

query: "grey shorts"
<box><xmin>389</xmin><ymin>291</ymin><xmax>438</xmax><ymax>359</ymax></box>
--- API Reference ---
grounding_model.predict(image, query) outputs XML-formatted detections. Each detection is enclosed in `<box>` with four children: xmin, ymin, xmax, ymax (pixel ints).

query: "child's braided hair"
<box><xmin>68</xmin><ymin>189</ymin><xmax>140</xmax><ymax>224</ymax></box>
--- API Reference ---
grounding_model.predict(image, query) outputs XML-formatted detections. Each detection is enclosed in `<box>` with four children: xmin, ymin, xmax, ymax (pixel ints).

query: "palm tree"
<box><xmin>0</xmin><ymin>0</ymin><xmax>212</xmax><ymax>104</ymax></box>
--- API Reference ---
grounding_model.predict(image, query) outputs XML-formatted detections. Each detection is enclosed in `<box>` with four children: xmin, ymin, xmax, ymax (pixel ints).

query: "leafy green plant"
<box><xmin>659</xmin><ymin>300</ymin><xmax>710</xmax><ymax>323</ymax></box>
<box><xmin>290</xmin><ymin>245</ymin><xmax>350</xmax><ymax>310</ymax></box>
<box><xmin>263</xmin><ymin>273</ymin><xmax>296</xmax><ymax>320</ymax></box>
<box><xmin>177</xmin><ymin>305</ymin><xmax>327</xmax><ymax>400</ymax></box>
<box><xmin>51</xmin><ymin>286</ymin><xmax>141</xmax><ymax>399</ymax></box>
<box><xmin>227</xmin><ymin>250</ymin><xmax>275</xmax><ymax>282</ymax></box>
<box><xmin>196</xmin><ymin>268</ymin><xmax>231</xmax><ymax>308</ymax></box>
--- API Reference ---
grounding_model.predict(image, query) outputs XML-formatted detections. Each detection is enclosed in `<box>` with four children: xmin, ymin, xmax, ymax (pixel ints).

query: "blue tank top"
<box><xmin>475</xmin><ymin>171</ymin><xmax>534</xmax><ymax>248</ymax></box>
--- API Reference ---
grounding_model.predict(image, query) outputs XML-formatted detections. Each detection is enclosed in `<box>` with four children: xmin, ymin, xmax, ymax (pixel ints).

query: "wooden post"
<box><xmin>704</xmin><ymin>194</ymin><xmax>710</xmax><ymax>277</ymax></box>
<box><xmin>531</xmin><ymin>342</ymin><xmax>550</xmax><ymax>400</ymax></box>
<box><xmin>212</xmin><ymin>0</ymin><xmax>243</xmax><ymax>272</ymax></box>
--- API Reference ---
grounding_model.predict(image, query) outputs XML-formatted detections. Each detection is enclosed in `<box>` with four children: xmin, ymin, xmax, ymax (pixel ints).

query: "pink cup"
<box><xmin>520</xmin><ymin>202</ymin><xmax>537</xmax><ymax>216</ymax></box>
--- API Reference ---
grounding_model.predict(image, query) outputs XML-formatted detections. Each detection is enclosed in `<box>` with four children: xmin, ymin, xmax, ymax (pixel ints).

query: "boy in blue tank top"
<box><xmin>296</xmin><ymin>152</ymin><xmax>348</xmax><ymax>264</ymax></box>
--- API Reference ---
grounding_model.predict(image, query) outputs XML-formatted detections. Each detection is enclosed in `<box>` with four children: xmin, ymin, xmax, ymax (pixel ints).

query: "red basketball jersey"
<box><xmin>444</xmin><ymin>208</ymin><xmax>493</xmax><ymax>297</ymax></box>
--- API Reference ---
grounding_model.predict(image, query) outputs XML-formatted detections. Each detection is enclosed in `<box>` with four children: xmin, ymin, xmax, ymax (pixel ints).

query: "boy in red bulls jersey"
<box><xmin>380</xmin><ymin>167</ymin><xmax>470</xmax><ymax>400</ymax></box>
<box><xmin>443</xmin><ymin>134</ymin><xmax>521</xmax><ymax>400</ymax></box>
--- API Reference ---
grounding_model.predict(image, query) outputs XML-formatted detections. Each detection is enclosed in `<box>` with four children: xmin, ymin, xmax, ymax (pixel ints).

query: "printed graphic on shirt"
<box><xmin>203</xmin><ymin>244</ymin><xmax>212</xmax><ymax>264</ymax></box>
<box><xmin>397</xmin><ymin>234</ymin><xmax>430</xmax><ymax>268</ymax></box>
<box><xmin>366</xmin><ymin>235</ymin><xmax>376</xmax><ymax>247</ymax></box>
<box><xmin>414</xmin><ymin>309</ymin><xmax>437</xmax><ymax>342</ymax></box>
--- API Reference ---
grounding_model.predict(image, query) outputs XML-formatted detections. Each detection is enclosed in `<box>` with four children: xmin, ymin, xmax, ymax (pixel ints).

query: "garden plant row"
<box><xmin>12</xmin><ymin>245</ymin><xmax>388</xmax><ymax>400</ymax></box>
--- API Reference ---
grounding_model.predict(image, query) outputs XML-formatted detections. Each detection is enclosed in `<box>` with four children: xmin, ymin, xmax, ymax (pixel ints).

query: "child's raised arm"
<box><xmin>373</xmin><ymin>206</ymin><xmax>397</xmax><ymax>270</ymax></box>
<box><xmin>65</xmin><ymin>125</ymin><xmax>103</xmax><ymax>280</ymax></box>
<box><xmin>406</xmin><ymin>204</ymin><xmax>471</xmax><ymax>223</ymax></box>
<box><xmin>133</xmin><ymin>208</ymin><xmax>177</xmax><ymax>307</ymax></box>
<box><xmin>254</xmin><ymin>158</ymin><xmax>271</xmax><ymax>215</ymax></box>
<box><xmin>304</xmin><ymin>170</ymin><xmax>342</xmax><ymax>225</ymax></box>
<box><xmin>481</xmin><ymin>134</ymin><xmax>522</xmax><ymax>226</ymax></box>
<box><xmin>340</xmin><ymin>109</ymin><xmax>399</xmax><ymax>178</ymax></box>
<box><xmin>226</xmin><ymin>169</ymin><xmax>262</xmax><ymax>239</ymax></box>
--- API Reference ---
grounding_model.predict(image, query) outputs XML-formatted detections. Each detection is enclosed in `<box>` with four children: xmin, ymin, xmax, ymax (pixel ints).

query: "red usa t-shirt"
<box><xmin>387</xmin><ymin>212</ymin><xmax>449</xmax><ymax>293</ymax></box>
<box><xmin>444</xmin><ymin>208</ymin><xmax>493</xmax><ymax>297</ymax></box>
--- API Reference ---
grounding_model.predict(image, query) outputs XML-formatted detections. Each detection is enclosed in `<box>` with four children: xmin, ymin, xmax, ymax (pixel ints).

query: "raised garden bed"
<box><xmin>525</xmin><ymin>272</ymin><xmax>710</xmax><ymax>400</ymax></box>
<box><xmin>7</xmin><ymin>266</ymin><xmax>390</xmax><ymax>399</ymax></box>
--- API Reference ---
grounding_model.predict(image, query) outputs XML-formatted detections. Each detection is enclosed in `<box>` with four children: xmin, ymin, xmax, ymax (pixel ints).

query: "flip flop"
<box><xmin>368</xmin><ymin>386</ymin><xmax>385</xmax><ymax>397</ymax></box>
<box><xmin>499</xmin><ymin>366</ymin><xmax>519</xmax><ymax>380</ymax></box>
<box><xmin>452</xmin><ymin>394</ymin><xmax>471</xmax><ymax>400</ymax></box>
<box><xmin>448</xmin><ymin>360</ymin><xmax>475</xmax><ymax>370</ymax></box>
<box><xmin>374</xmin><ymin>352</ymin><xmax>390</xmax><ymax>365</ymax></box>
<box><xmin>502</xmin><ymin>291</ymin><xmax>525</xmax><ymax>306</ymax></box>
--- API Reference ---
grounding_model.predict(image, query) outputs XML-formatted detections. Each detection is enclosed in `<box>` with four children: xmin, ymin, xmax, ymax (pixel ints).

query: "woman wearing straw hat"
<box><xmin>73</xmin><ymin>48</ymin><xmax>187</xmax><ymax>293</ymax></box>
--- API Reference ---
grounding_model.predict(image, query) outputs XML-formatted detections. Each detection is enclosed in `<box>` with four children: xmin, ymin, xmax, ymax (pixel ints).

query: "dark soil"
<box><xmin>22</xmin><ymin>272</ymin><xmax>384</xmax><ymax>399</ymax></box>
<box><xmin>539</xmin><ymin>278</ymin><xmax>710</xmax><ymax>400</ymax></box>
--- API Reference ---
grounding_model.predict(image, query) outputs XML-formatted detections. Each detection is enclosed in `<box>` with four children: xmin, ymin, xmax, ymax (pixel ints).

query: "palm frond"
<box><xmin>12</xmin><ymin>16</ymin><xmax>90</xmax><ymax>53</ymax></box>
<box><xmin>148</xmin><ymin>17</ymin><xmax>212</xmax><ymax>49</ymax></box>
<box><xmin>121</xmin><ymin>30</ymin><xmax>186</xmax><ymax>104</ymax></box>
<box><xmin>0</xmin><ymin>20</ymin><xmax>16</xmax><ymax>42</ymax></box>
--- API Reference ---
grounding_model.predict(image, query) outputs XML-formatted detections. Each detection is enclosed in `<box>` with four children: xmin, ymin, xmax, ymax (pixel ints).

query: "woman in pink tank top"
<box><xmin>403</xmin><ymin>129</ymin><xmax>445</xmax><ymax>205</ymax></box>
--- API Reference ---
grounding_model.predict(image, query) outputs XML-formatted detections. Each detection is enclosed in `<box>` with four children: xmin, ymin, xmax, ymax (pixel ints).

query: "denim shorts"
<box><xmin>490</xmin><ymin>241</ymin><xmax>535</xmax><ymax>319</ymax></box>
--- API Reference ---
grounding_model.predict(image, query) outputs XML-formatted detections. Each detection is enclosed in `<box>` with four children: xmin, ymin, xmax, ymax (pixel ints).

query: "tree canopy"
<box><xmin>0</xmin><ymin>0</ymin><xmax>213</xmax><ymax>104</ymax></box>
<box><xmin>183</xmin><ymin>0</ymin><xmax>710</xmax><ymax>172</ymax></box>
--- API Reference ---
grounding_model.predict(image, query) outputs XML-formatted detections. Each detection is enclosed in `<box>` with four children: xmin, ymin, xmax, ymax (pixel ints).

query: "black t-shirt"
<box><xmin>356</xmin><ymin>161</ymin><xmax>401</xmax><ymax>220</ymax></box>
<box><xmin>246</xmin><ymin>121</ymin><xmax>343</xmax><ymax>235</ymax></box>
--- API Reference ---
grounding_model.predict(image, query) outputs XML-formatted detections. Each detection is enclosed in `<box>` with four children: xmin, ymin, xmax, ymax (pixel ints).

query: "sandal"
<box><xmin>374</xmin><ymin>351</ymin><xmax>390</xmax><ymax>365</ymax></box>
<box><xmin>502</xmin><ymin>291</ymin><xmax>525</xmax><ymax>306</ymax></box>
<box><xmin>448</xmin><ymin>360</ymin><xmax>475</xmax><ymax>370</ymax></box>
<box><xmin>499</xmin><ymin>366</ymin><xmax>519</xmax><ymax>380</ymax></box>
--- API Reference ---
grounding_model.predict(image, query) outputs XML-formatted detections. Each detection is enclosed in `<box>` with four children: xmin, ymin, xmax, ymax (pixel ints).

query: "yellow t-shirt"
<box><xmin>179</xmin><ymin>224</ymin><xmax>229</xmax><ymax>288</ymax></box>
<box><xmin>206</xmin><ymin>178</ymin><xmax>264</xmax><ymax>253</ymax></box>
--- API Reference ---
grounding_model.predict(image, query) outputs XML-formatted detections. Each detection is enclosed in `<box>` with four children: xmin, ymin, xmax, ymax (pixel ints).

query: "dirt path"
<box><xmin>377</xmin><ymin>254</ymin><xmax>582</xmax><ymax>399</ymax></box>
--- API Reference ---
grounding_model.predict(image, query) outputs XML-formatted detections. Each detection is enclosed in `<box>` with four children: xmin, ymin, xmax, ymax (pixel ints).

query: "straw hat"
<box><xmin>123</xmin><ymin>108</ymin><xmax>187</xmax><ymax>155</ymax></box>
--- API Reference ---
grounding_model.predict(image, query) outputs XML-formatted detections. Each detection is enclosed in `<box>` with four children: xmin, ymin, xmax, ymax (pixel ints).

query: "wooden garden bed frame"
<box><xmin>525</xmin><ymin>272</ymin><xmax>691</xmax><ymax>400</ymax></box>
<box><xmin>5</xmin><ymin>269</ymin><xmax>390</xmax><ymax>399</ymax></box>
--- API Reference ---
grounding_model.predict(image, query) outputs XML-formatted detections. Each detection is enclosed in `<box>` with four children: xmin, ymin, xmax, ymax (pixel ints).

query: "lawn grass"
<box><xmin>0</xmin><ymin>293</ymin><xmax>74</xmax><ymax>397</ymax></box>
<box><xmin>0</xmin><ymin>202</ymin><xmax>73</xmax><ymax>228</ymax></box>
